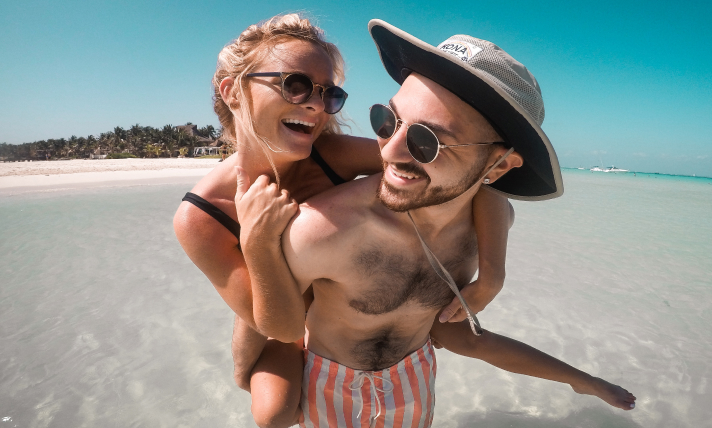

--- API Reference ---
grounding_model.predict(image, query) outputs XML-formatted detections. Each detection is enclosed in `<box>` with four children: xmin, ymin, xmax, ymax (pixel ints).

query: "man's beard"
<box><xmin>377</xmin><ymin>158</ymin><xmax>488</xmax><ymax>212</ymax></box>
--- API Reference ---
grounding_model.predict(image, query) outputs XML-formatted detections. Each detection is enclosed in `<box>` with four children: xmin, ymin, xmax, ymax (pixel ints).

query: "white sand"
<box><xmin>0</xmin><ymin>158</ymin><xmax>220</xmax><ymax>190</ymax></box>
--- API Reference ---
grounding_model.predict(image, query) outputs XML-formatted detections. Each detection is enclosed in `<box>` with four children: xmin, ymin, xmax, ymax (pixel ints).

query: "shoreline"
<box><xmin>0</xmin><ymin>158</ymin><xmax>220</xmax><ymax>177</ymax></box>
<box><xmin>0</xmin><ymin>158</ymin><xmax>220</xmax><ymax>195</ymax></box>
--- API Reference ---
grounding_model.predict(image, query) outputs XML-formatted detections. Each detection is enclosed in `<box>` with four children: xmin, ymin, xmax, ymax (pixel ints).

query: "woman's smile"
<box><xmin>281</xmin><ymin>118</ymin><xmax>316</xmax><ymax>135</ymax></box>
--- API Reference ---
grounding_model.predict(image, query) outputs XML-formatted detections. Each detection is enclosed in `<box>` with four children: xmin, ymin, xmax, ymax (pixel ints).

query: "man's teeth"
<box><xmin>392</xmin><ymin>169</ymin><xmax>419</xmax><ymax>179</ymax></box>
<box><xmin>282</xmin><ymin>119</ymin><xmax>315</xmax><ymax>127</ymax></box>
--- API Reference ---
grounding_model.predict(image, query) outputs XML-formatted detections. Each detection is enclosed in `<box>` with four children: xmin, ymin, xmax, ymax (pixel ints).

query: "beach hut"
<box><xmin>89</xmin><ymin>148</ymin><xmax>108</xmax><ymax>159</ymax></box>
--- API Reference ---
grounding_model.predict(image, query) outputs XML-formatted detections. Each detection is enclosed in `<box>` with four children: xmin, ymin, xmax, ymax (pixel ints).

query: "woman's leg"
<box><xmin>232</xmin><ymin>315</ymin><xmax>268</xmax><ymax>390</ymax></box>
<box><xmin>232</xmin><ymin>316</ymin><xmax>304</xmax><ymax>428</ymax></box>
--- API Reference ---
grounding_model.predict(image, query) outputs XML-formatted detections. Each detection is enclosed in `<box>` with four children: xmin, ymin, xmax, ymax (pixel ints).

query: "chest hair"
<box><xmin>349</xmin><ymin>234</ymin><xmax>478</xmax><ymax>315</ymax></box>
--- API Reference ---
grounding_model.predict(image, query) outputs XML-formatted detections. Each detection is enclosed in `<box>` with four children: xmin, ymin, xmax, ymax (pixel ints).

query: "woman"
<box><xmin>174</xmin><ymin>14</ymin><xmax>635</xmax><ymax>428</ymax></box>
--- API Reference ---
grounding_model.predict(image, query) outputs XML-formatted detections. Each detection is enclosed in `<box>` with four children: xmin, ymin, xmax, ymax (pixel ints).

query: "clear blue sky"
<box><xmin>1</xmin><ymin>0</ymin><xmax>711</xmax><ymax>176</ymax></box>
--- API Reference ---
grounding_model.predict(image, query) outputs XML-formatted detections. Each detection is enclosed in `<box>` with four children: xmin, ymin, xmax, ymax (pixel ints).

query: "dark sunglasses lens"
<box><xmin>407</xmin><ymin>124</ymin><xmax>439</xmax><ymax>163</ymax></box>
<box><xmin>369</xmin><ymin>104</ymin><xmax>397</xmax><ymax>139</ymax></box>
<box><xmin>323</xmin><ymin>86</ymin><xmax>347</xmax><ymax>114</ymax></box>
<box><xmin>282</xmin><ymin>74</ymin><xmax>313</xmax><ymax>103</ymax></box>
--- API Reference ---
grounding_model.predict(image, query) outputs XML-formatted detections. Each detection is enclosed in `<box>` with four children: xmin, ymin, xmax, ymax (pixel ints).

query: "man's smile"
<box><xmin>385</xmin><ymin>163</ymin><xmax>428</xmax><ymax>186</ymax></box>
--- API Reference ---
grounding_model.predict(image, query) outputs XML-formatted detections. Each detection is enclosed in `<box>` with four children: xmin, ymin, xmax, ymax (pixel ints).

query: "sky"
<box><xmin>1</xmin><ymin>0</ymin><xmax>711</xmax><ymax>176</ymax></box>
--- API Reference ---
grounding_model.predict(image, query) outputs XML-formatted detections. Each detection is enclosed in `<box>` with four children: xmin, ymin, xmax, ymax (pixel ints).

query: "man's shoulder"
<box><xmin>285</xmin><ymin>175</ymin><xmax>381</xmax><ymax>251</ymax></box>
<box><xmin>301</xmin><ymin>175</ymin><xmax>381</xmax><ymax>221</ymax></box>
<box><xmin>282</xmin><ymin>174</ymin><xmax>383</xmax><ymax>287</ymax></box>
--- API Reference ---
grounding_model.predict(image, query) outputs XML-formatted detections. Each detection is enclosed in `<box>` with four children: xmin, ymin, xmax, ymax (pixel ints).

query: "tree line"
<box><xmin>0</xmin><ymin>123</ymin><xmax>219</xmax><ymax>161</ymax></box>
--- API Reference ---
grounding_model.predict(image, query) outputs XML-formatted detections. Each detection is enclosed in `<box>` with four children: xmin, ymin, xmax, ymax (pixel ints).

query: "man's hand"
<box><xmin>438</xmin><ymin>274</ymin><xmax>504</xmax><ymax>323</ymax></box>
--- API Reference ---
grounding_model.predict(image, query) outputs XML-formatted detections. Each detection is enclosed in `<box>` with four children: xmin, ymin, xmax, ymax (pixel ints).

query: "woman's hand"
<box><xmin>437</xmin><ymin>272</ymin><xmax>505</xmax><ymax>323</ymax></box>
<box><xmin>234</xmin><ymin>166</ymin><xmax>298</xmax><ymax>251</ymax></box>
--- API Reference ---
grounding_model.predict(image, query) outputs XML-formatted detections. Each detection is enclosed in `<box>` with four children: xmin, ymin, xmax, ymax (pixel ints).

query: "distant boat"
<box><xmin>590</xmin><ymin>166</ymin><xmax>629</xmax><ymax>173</ymax></box>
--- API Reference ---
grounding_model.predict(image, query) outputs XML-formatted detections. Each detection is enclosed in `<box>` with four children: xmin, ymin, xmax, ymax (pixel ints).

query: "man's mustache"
<box><xmin>384</xmin><ymin>162</ymin><xmax>430</xmax><ymax>179</ymax></box>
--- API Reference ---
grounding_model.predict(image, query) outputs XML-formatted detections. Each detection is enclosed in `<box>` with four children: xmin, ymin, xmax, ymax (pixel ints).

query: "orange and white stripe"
<box><xmin>299</xmin><ymin>340</ymin><xmax>437</xmax><ymax>428</ymax></box>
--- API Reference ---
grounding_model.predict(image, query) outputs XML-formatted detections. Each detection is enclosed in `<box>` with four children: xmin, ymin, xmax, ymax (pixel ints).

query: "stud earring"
<box><xmin>483</xmin><ymin>178</ymin><xmax>490</xmax><ymax>184</ymax></box>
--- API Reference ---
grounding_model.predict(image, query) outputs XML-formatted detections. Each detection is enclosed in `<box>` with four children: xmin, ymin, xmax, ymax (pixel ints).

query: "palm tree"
<box><xmin>85</xmin><ymin>135</ymin><xmax>98</xmax><ymax>158</ymax></box>
<box><xmin>164</xmin><ymin>139</ymin><xmax>176</xmax><ymax>157</ymax></box>
<box><xmin>4</xmin><ymin>121</ymin><xmax>214</xmax><ymax>161</ymax></box>
<box><xmin>197</xmin><ymin>125</ymin><xmax>217</xmax><ymax>139</ymax></box>
<box><xmin>102</xmin><ymin>132</ymin><xmax>116</xmax><ymax>154</ymax></box>
<box><xmin>112</xmin><ymin>126</ymin><xmax>126</xmax><ymax>154</ymax></box>
<box><xmin>146</xmin><ymin>144</ymin><xmax>162</xmax><ymax>158</ymax></box>
<box><xmin>53</xmin><ymin>138</ymin><xmax>67</xmax><ymax>158</ymax></box>
<box><xmin>68</xmin><ymin>135</ymin><xmax>79</xmax><ymax>158</ymax></box>
<box><xmin>127</xmin><ymin>124</ymin><xmax>146</xmax><ymax>155</ymax></box>
<box><xmin>76</xmin><ymin>136</ymin><xmax>87</xmax><ymax>158</ymax></box>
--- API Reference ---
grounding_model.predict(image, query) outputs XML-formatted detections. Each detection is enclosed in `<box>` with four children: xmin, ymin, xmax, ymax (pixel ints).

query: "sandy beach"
<box><xmin>0</xmin><ymin>158</ymin><xmax>220</xmax><ymax>191</ymax></box>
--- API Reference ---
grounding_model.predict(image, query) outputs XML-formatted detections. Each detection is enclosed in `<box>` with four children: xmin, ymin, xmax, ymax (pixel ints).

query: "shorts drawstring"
<box><xmin>349</xmin><ymin>371</ymin><xmax>394</xmax><ymax>427</ymax></box>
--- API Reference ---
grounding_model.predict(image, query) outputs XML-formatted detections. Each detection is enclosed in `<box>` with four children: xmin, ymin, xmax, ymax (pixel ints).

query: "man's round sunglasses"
<box><xmin>369</xmin><ymin>104</ymin><xmax>504</xmax><ymax>164</ymax></box>
<box><xmin>245</xmin><ymin>72</ymin><xmax>348</xmax><ymax>114</ymax></box>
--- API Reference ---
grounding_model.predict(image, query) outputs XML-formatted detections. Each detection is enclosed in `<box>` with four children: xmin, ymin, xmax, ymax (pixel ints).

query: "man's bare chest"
<box><xmin>346</xmin><ymin>232</ymin><xmax>479</xmax><ymax>315</ymax></box>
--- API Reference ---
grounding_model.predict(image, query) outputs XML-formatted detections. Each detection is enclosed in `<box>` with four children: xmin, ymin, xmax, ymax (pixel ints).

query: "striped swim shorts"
<box><xmin>299</xmin><ymin>339</ymin><xmax>437</xmax><ymax>428</ymax></box>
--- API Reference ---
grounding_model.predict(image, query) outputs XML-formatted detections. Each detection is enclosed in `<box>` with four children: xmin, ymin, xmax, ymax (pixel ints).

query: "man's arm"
<box><xmin>439</xmin><ymin>186</ymin><xmax>513</xmax><ymax>321</ymax></box>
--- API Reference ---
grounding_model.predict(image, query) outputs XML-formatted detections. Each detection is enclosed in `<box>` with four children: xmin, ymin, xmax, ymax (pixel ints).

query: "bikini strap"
<box><xmin>310</xmin><ymin>147</ymin><xmax>347</xmax><ymax>186</ymax></box>
<box><xmin>182</xmin><ymin>192</ymin><xmax>241</xmax><ymax>250</ymax></box>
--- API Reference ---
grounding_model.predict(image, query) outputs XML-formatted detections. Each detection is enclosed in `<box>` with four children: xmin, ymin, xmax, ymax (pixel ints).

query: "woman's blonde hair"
<box><xmin>212</xmin><ymin>13</ymin><xmax>347</xmax><ymax>184</ymax></box>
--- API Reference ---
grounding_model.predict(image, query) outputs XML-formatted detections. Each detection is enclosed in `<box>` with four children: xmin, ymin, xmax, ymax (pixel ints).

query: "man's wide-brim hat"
<box><xmin>369</xmin><ymin>19</ymin><xmax>563</xmax><ymax>201</ymax></box>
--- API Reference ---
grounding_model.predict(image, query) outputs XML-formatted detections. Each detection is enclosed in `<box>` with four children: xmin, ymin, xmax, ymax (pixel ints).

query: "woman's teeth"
<box><xmin>282</xmin><ymin>119</ymin><xmax>315</xmax><ymax>127</ymax></box>
<box><xmin>282</xmin><ymin>119</ymin><xmax>315</xmax><ymax>134</ymax></box>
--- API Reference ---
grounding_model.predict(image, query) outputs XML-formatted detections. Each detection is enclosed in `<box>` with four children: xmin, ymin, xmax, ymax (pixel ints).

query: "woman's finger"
<box><xmin>438</xmin><ymin>297</ymin><xmax>462</xmax><ymax>323</ymax></box>
<box><xmin>235</xmin><ymin>167</ymin><xmax>251</xmax><ymax>202</ymax></box>
<box><xmin>447</xmin><ymin>308</ymin><xmax>467</xmax><ymax>323</ymax></box>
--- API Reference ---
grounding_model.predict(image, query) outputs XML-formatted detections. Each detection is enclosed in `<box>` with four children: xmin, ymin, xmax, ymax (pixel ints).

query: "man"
<box><xmin>262</xmin><ymin>20</ymin><xmax>633</xmax><ymax>428</ymax></box>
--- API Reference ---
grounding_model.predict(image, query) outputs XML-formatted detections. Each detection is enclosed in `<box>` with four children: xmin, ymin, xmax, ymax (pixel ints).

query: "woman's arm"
<box><xmin>312</xmin><ymin>134</ymin><xmax>382</xmax><ymax>179</ymax></box>
<box><xmin>233</xmin><ymin>168</ymin><xmax>307</xmax><ymax>343</ymax></box>
<box><xmin>473</xmin><ymin>186</ymin><xmax>512</xmax><ymax>294</ymax></box>
<box><xmin>439</xmin><ymin>186</ymin><xmax>513</xmax><ymax>322</ymax></box>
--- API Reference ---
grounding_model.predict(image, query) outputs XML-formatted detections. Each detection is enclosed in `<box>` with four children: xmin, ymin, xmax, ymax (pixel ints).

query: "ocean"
<box><xmin>1</xmin><ymin>170</ymin><xmax>711</xmax><ymax>428</ymax></box>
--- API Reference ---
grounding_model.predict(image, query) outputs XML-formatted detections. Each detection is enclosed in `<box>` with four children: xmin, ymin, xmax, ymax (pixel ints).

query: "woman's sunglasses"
<box><xmin>245</xmin><ymin>72</ymin><xmax>348</xmax><ymax>114</ymax></box>
<box><xmin>369</xmin><ymin>103</ymin><xmax>503</xmax><ymax>164</ymax></box>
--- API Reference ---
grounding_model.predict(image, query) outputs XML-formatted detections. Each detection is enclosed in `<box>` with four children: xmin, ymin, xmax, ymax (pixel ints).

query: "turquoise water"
<box><xmin>1</xmin><ymin>172</ymin><xmax>711</xmax><ymax>427</ymax></box>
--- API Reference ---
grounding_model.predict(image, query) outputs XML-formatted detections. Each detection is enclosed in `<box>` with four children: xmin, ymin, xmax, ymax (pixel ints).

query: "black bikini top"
<box><xmin>182</xmin><ymin>147</ymin><xmax>345</xmax><ymax>247</ymax></box>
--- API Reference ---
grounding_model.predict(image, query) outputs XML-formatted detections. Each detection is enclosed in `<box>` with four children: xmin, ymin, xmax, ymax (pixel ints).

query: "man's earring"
<box><xmin>483</xmin><ymin>178</ymin><xmax>491</xmax><ymax>184</ymax></box>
